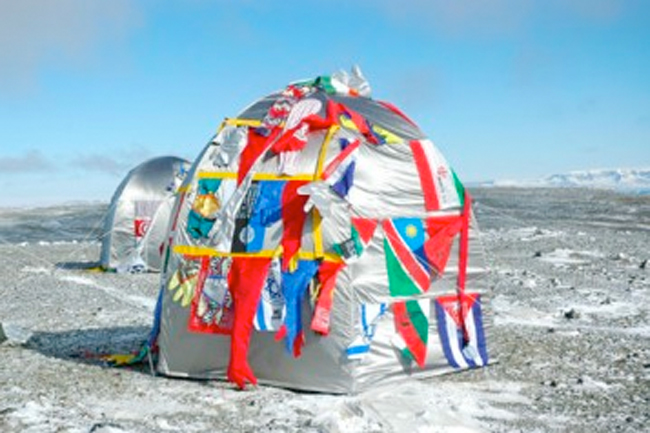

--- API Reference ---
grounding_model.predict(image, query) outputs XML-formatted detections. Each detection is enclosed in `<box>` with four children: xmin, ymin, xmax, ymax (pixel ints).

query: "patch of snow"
<box><xmin>362</xmin><ymin>380</ymin><xmax>527</xmax><ymax>433</ymax></box>
<box><xmin>57</xmin><ymin>274</ymin><xmax>156</xmax><ymax>311</ymax></box>
<box><xmin>539</xmin><ymin>248</ymin><xmax>603</xmax><ymax>266</ymax></box>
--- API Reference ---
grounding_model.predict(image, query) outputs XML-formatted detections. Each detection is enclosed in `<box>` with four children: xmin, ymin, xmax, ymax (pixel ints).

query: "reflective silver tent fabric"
<box><xmin>156</xmin><ymin>86</ymin><xmax>492</xmax><ymax>394</ymax></box>
<box><xmin>100</xmin><ymin>156</ymin><xmax>189</xmax><ymax>272</ymax></box>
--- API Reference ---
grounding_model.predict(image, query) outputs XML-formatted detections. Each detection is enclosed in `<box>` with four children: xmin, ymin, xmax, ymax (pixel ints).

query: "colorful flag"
<box><xmin>392</xmin><ymin>299</ymin><xmax>429</xmax><ymax>367</ymax></box>
<box><xmin>409</xmin><ymin>139</ymin><xmax>464</xmax><ymax>211</ymax></box>
<box><xmin>237</xmin><ymin>128</ymin><xmax>280</xmax><ymax>185</ymax></box>
<box><xmin>187</xmin><ymin>179</ymin><xmax>222</xmax><ymax>239</ymax></box>
<box><xmin>231</xmin><ymin>182</ymin><xmax>262</xmax><ymax>253</ymax></box>
<box><xmin>275</xmin><ymin>260</ymin><xmax>319</xmax><ymax>357</ymax></box>
<box><xmin>230</xmin><ymin>180</ymin><xmax>285</xmax><ymax>253</ymax></box>
<box><xmin>321</xmin><ymin>138</ymin><xmax>361</xmax><ymax>198</ymax></box>
<box><xmin>134</xmin><ymin>200</ymin><xmax>161</xmax><ymax>238</ymax></box>
<box><xmin>188</xmin><ymin>257</ymin><xmax>234</xmax><ymax>335</ymax></box>
<box><xmin>270</xmin><ymin>98</ymin><xmax>325</xmax><ymax>154</ymax></box>
<box><xmin>253</xmin><ymin>259</ymin><xmax>285</xmax><ymax>332</ymax></box>
<box><xmin>226</xmin><ymin>256</ymin><xmax>272</xmax><ymax>389</ymax></box>
<box><xmin>328</xmin><ymin>101</ymin><xmax>378</xmax><ymax>144</ymax></box>
<box><xmin>333</xmin><ymin>217</ymin><xmax>377</xmax><ymax>262</ymax></box>
<box><xmin>256</xmin><ymin>84</ymin><xmax>312</xmax><ymax>136</ymax></box>
<box><xmin>346</xmin><ymin>303</ymin><xmax>388</xmax><ymax>359</ymax></box>
<box><xmin>383</xmin><ymin>218</ymin><xmax>431</xmax><ymax>297</ymax></box>
<box><xmin>435</xmin><ymin>293</ymin><xmax>488</xmax><ymax>369</ymax></box>
<box><xmin>134</xmin><ymin>217</ymin><xmax>151</xmax><ymax>238</ymax></box>
<box><xmin>280</xmin><ymin>180</ymin><xmax>310</xmax><ymax>270</ymax></box>
<box><xmin>310</xmin><ymin>261</ymin><xmax>345</xmax><ymax>335</ymax></box>
<box><xmin>424</xmin><ymin>215</ymin><xmax>463</xmax><ymax>276</ymax></box>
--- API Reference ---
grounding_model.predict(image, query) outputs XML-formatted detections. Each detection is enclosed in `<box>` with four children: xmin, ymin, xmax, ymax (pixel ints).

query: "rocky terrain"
<box><xmin>0</xmin><ymin>187</ymin><xmax>648</xmax><ymax>432</ymax></box>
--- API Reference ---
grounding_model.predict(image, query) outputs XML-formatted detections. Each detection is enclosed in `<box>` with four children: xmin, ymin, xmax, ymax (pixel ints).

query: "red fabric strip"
<box><xmin>237</xmin><ymin>128</ymin><xmax>280</xmax><ymax>185</ymax></box>
<box><xmin>321</xmin><ymin>139</ymin><xmax>361</xmax><ymax>181</ymax></box>
<box><xmin>281</xmin><ymin>180</ymin><xmax>310</xmax><ymax>271</ymax></box>
<box><xmin>393</xmin><ymin>301</ymin><xmax>427</xmax><ymax>367</ymax></box>
<box><xmin>227</xmin><ymin>256</ymin><xmax>272</xmax><ymax>389</ymax></box>
<box><xmin>409</xmin><ymin>140</ymin><xmax>440</xmax><ymax>211</ymax></box>
<box><xmin>377</xmin><ymin>100</ymin><xmax>418</xmax><ymax>126</ymax></box>
<box><xmin>457</xmin><ymin>192</ymin><xmax>472</xmax><ymax>344</ymax></box>
<box><xmin>311</xmin><ymin>261</ymin><xmax>345</xmax><ymax>335</ymax></box>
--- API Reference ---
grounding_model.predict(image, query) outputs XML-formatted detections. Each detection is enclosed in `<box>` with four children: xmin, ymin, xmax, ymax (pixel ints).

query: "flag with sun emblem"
<box><xmin>187</xmin><ymin>179</ymin><xmax>224</xmax><ymax>239</ymax></box>
<box><xmin>383</xmin><ymin>217</ymin><xmax>432</xmax><ymax>297</ymax></box>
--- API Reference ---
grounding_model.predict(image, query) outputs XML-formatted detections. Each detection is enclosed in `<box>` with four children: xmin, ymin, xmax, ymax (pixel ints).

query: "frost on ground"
<box><xmin>1</xmin><ymin>187</ymin><xmax>649</xmax><ymax>432</ymax></box>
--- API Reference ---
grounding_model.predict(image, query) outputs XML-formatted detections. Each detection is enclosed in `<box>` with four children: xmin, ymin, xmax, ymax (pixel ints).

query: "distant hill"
<box><xmin>479</xmin><ymin>168</ymin><xmax>650</xmax><ymax>194</ymax></box>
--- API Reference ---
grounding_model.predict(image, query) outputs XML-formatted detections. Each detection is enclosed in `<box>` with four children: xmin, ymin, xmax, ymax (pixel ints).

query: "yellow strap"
<box><xmin>315</xmin><ymin>125</ymin><xmax>340</xmax><ymax>176</ymax></box>
<box><xmin>173</xmin><ymin>245</ymin><xmax>343</xmax><ymax>263</ymax></box>
<box><xmin>310</xmin><ymin>125</ymin><xmax>340</xmax><ymax>259</ymax></box>
<box><xmin>197</xmin><ymin>171</ymin><xmax>314</xmax><ymax>181</ymax></box>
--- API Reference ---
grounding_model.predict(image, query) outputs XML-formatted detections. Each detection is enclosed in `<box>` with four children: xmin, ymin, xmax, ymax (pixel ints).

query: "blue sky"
<box><xmin>0</xmin><ymin>0</ymin><xmax>648</xmax><ymax>206</ymax></box>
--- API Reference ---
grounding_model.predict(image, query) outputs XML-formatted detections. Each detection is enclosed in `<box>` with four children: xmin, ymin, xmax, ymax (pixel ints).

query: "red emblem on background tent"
<box><xmin>134</xmin><ymin>218</ymin><xmax>151</xmax><ymax>238</ymax></box>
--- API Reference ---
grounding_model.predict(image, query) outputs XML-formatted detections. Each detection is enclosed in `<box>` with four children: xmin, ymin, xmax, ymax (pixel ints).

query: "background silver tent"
<box><xmin>154</xmin><ymin>71</ymin><xmax>492</xmax><ymax>393</ymax></box>
<box><xmin>100</xmin><ymin>156</ymin><xmax>190</xmax><ymax>273</ymax></box>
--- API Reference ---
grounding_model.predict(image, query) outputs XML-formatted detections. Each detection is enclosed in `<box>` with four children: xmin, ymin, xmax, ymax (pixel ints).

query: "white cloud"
<box><xmin>0</xmin><ymin>150</ymin><xmax>54</xmax><ymax>174</ymax></box>
<box><xmin>0</xmin><ymin>0</ymin><xmax>140</xmax><ymax>93</ymax></box>
<box><xmin>72</xmin><ymin>147</ymin><xmax>154</xmax><ymax>176</ymax></box>
<box><xmin>368</xmin><ymin>0</ymin><xmax>631</xmax><ymax>38</ymax></box>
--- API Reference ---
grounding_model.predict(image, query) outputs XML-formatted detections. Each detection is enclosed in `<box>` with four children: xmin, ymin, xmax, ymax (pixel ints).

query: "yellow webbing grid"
<box><xmin>311</xmin><ymin>125</ymin><xmax>341</xmax><ymax>259</ymax></box>
<box><xmin>173</xmin><ymin>245</ymin><xmax>343</xmax><ymax>263</ymax></box>
<box><xmin>190</xmin><ymin>119</ymin><xmax>342</xmax><ymax>263</ymax></box>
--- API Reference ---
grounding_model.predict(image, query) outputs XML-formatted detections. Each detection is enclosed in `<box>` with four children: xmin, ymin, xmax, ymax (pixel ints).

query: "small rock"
<box><xmin>89</xmin><ymin>423</ymin><xmax>127</xmax><ymax>433</ymax></box>
<box><xmin>640</xmin><ymin>259</ymin><xmax>648</xmax><ymax>270</ymax></box>
<box><xmin>533</xmin><ymin>251</ymin><xmax>542</xmax><ymax>258</ymax></box>
<box><xmin>564</xmin><ymin>308</ymin><xmax>580</xmax><ymax>320</ymax></box>
<box><xmin>0</xmin><ymin>323</ymin><xmax>6</xmax><ymax>344</ymax></box>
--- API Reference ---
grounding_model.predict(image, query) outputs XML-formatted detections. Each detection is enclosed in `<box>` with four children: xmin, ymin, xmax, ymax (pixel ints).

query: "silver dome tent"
<box><xmin>128</xmin><ymin>68</ymin><xmax>491</xmax><ymax>393</ymax></box>
<box><xmin>100</xmin><ymin>156</ymin><xmax>189</xmax><ymax>273</ymax></box>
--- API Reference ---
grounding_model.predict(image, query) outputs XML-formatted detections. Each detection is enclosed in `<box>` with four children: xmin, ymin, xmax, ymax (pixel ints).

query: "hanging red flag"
<box><xmin>311</xmin><ymin>261</ymin><xmax>345</xmax><ymax>335</ymax></box>
<box><xmin>226</xmin><ymin>256</ymin><xmax>272</xmax><ymax>389</ymax></box>
<box><xmin>281</xmin><ymin>180</ymin><xmax>310</xmax><ymax>271</ymax></box>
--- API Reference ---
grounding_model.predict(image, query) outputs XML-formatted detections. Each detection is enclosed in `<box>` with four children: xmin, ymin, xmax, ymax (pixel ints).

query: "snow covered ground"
<box><xmin>1</xmin><ymin>187</ymin><xmax>649</xmax><ymax>432</ymax></box>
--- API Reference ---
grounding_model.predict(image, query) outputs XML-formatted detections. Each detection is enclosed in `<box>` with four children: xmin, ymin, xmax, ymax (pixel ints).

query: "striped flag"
<box><xmin>253</xmin><ymin>259</ymin><xmax>285</xmax><ymax>331</ymax></box>
<box><xmin>410</xmin><ymin>139</ymin><xmax>464</xmax><ymax>211</ymax></box>
<box><xmin>391</xmin><ymin>299</ymin><xmax>429</xmax><ymax>367</ymax></box>
<box><xmin>435</xmin><ymin>293</ymin><xmax>488</xmax><ymax>369</ymax></box>
<box><xmin>383</xmin><ymin>218</ymin><xmax>431</xmax><ymax>297</ymax></box>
